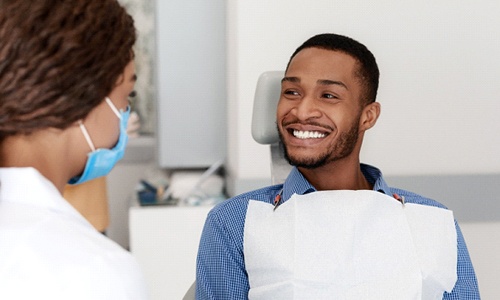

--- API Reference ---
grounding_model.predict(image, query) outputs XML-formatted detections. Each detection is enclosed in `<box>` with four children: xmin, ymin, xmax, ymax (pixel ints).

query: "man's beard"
<box><xmin>278</xmin><ymin>117</ymin><xmax>360</xmax><ymax>169</ymax></box>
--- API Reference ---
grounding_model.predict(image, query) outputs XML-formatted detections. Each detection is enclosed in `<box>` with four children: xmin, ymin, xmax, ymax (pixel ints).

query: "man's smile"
<box><xmin>283</xmin><ymin>122</ymin><xmax>333</xmax><ymax>142</ymax></box>
<box><xmin>292</xmin><ymin>130</ymin><xmax>327</xmax><ymax>139</ymax></box>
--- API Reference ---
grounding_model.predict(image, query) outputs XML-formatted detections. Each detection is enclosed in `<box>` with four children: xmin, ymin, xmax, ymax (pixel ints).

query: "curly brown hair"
<box><xmin>0</xmin><ymin>0</ymin><xmax>136</xmax><ymax>140</ymax></box>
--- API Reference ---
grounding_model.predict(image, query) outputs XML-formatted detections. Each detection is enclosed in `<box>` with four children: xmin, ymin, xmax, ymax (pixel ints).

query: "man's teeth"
<box><xmin>293</xmin><ymin>130</ymin><xmax>326</xmax><ymax>139</ymax></box>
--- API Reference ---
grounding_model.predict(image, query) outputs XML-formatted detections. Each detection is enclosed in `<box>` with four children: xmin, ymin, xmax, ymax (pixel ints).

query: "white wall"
<box><xmin>227</xmin><ymin>0</ymin><xmax>500</xmax><ymax>195</ymax></box>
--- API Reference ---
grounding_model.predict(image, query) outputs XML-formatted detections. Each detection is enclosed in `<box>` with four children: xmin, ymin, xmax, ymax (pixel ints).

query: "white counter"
<box><xmin>129</xmin><ymin>204</ymin><xmax>213</xmax><ymax>300</ymax></box>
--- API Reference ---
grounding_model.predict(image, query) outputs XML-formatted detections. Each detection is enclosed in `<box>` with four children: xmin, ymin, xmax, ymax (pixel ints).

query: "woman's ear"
<box><xmin>359</xmin><ymin>102</ymin><xmax>381</xmax><ymax>132</ymax></box>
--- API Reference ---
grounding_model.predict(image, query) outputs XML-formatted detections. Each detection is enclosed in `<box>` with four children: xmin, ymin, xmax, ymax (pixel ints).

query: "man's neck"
<box><xmin>298</xmin><ymin>159</ymin><xmax>372</xmax><ymax>191</ymax></box>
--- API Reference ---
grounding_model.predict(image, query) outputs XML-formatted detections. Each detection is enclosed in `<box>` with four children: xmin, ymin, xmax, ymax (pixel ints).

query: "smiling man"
<box><xmin>196</xmin><ymin>33</ymin><xmax>480</xmax><ymax>300</ymax></box>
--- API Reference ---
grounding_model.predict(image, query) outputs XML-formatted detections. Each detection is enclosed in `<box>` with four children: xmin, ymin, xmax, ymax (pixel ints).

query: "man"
<box><xmin>196</xmin><ymin>33</ymin><xmax>480</xmax><ymax>299</ymax></box>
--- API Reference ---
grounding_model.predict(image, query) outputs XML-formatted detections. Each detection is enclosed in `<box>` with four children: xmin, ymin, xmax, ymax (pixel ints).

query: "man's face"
<box><xmin>277</xmin><ymin>48</ymin><xmax>364</xmax><ymax>169</ymax></box>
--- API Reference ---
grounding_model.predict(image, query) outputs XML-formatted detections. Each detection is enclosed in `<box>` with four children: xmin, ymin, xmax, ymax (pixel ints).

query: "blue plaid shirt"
<box><xmin>196</xmin><ymin>164</ymin><xmax>480</xmax><ymax>299</ymax></box>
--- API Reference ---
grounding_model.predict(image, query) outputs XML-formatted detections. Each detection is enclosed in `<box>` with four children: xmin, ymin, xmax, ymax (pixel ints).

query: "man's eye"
<box><xmin>323</xmin><ymin>93</ymin><xmax>337</xmax><ymax>99</ymax></box>
<box><xmin>284</xmin><ymin>90</ymin><xmax>299</xmax><ymax>96</ymax></box>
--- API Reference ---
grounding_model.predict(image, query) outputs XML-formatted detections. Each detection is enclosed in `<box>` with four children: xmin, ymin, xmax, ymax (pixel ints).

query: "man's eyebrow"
<box><xmin>282</xmin><ymin>77</ymin><xmax>348</xmax><ymax>90</ymax></box>
<box><xmin>317</xmin><ymin>79</ymin><xmax>348</xmax><ymax>90</ymax></box>
<box><xmin>281</xmin><ymin>76</ymin><xmax>300</xmax><ymax>83</ymax></box>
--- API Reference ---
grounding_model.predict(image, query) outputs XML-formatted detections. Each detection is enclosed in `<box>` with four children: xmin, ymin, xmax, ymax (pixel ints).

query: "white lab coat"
<box><xmin>0</xmin><ymin>167</ymin><xmax>148</xmax><ymax>299</ymax></box>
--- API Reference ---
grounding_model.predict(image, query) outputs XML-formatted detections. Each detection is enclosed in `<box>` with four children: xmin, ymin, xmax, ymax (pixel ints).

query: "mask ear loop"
<box><xmin>105</xmin><ymin>97</ymin><xmax>122</xmax><ymax>119</ymax></box>
<box><xmin>79</xmin><ymin>97</ymin><xmax>122</xmax><ymax>152</ymax></box>
<box><xmin>79</xmin><ymin>121</ymin><xmax>96</xmax><ymax>152</ymax></box>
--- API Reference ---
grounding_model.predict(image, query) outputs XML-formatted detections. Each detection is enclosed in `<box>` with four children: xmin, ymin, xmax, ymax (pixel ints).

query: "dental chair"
<box><xmin>251</xmin><ymin>70</ymin><xmax>292</xmax><ymax>184</ymax></box>
<box><xmin>183</xmin><ymin>71</ymin><xmax>287</xmax><ymax>300</ymax></box>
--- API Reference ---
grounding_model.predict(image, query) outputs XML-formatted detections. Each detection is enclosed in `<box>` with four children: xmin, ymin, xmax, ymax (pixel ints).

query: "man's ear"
<box><xmin>359</xmin><ymin>102</ymin><xmax>381</xmax><ymax>131</ymax></box>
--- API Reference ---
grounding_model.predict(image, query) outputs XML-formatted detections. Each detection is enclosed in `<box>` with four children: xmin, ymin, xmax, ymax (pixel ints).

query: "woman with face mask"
<box><xmin>0</xmin><ymin>0</ymin><xmax>148</xmax><ymax>299</ymax></box>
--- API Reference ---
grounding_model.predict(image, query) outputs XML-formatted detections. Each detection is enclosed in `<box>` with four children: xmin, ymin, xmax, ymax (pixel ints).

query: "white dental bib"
<box><xmin>244</xmin><ymin>190</ymin><xmax>457</xmax><ymax>300</ymax></box>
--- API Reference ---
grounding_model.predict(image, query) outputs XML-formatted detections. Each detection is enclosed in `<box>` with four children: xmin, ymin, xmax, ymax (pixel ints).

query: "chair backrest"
<box><xmin>251</xmin><ymin>71</ymin><xmax>282</xmax><ymax>144</ymax></box>
<box><xmin>251</xmin><ymin>71</ymin><xmax>292</xmax><ymax>184</ymax></box>
<box><xmin>182</xmin><ymin>281</ymin><xmax>196</xmax><ymax>300</ymax></box>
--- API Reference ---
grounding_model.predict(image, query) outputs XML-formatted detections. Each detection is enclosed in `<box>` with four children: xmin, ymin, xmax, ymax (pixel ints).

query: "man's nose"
<box><xmin>293</xmin><ymin>95</ymin><xmax>321</xmax><ymax>121</ymax></box>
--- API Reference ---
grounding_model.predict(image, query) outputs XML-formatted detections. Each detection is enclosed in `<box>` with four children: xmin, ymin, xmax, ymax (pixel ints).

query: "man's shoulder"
<box><xmin>208</xmin><ymin>184</ymin><xmax>282</xmax><ymax>217</ymax></box>
<box><xmin>389</xmin><ymin>187</ymin><xmax>449</xmax><ymax>210</ymax></box>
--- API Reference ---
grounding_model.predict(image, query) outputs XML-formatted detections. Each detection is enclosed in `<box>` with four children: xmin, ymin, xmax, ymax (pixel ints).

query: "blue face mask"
<box><xmin>69</xmin><ymin>97</ymin><xmax>130</xmax><ymax>185</ymax></box>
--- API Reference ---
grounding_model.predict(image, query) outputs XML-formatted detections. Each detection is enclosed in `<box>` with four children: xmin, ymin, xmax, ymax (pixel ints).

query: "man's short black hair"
<box><xmin>286</xmin><ymin>33</ymin><xmax>379</xmax><ymax>105</ymax></box>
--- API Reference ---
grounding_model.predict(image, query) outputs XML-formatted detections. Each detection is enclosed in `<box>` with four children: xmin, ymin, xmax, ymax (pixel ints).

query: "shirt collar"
<box><xmin>281</xmin><ymin>167</ymin><xmax>316</xmax><ymax>201</ymax></box>
<box><xmin>360</xmin><ymin>163</ymin><xmax>392</xmax><ymax>196</ymax></box>
<box><xmin>281</xmin><ymin>164</ymin><xmax>392</xmax><ymax>202</ymax></box>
